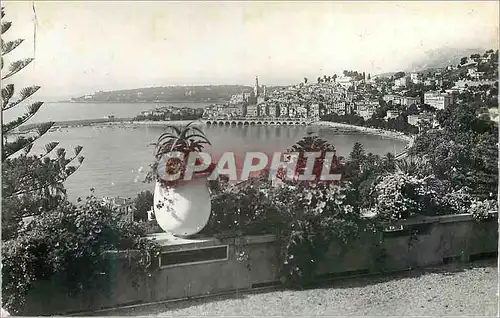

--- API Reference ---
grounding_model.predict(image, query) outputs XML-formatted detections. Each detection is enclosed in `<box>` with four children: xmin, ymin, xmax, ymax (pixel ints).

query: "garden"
<box><xmin>1</xmin><ymin>6</ymin><xmax>498</xmax><ymax>315</ymax></box>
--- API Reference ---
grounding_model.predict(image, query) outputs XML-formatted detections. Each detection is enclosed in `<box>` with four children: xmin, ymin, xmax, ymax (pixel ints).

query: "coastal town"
<box><xmin>207</xmin><ymin>49</ymin><xmax>497</xmax><ymax>127</ymax></box>
<box><xmin>56</xmin><ymin>49</ymin><xmax>500</xmax><ymax>137</ymax></box>
<box><xmin>2</xmin><ymin>1</ymin><xmax>498</xmax><ymax>317</ymax></box>
<box><xmin>88</xmin><ymin>49</ymin><xmax>498</xmax><ymax>218</ymax></box>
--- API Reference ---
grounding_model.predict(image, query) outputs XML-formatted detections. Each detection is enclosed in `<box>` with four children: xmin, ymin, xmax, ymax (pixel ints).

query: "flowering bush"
<box><xmin>470</xmin><ymin>199</ymin><xmax>498</xmax><ymax>221</ymax></box>
<box><xmin>1</xmin><ymin>194</ymin><xmax>160</xmax><ymax>315</ymax></box>
<box><xmin>202</xmin><ymin>177</ymin><xmax>280</xmax><ymax>236</ymax></box>
<box><xmin>275</xmin><ymin>181</ymin><xmax>364</xmax><ymax>286</ymax></box>
<box><xmin>369</xmin><ymin>172</ymin><xmax>425</xmax><ymax>220</ymax></box>
<box><xmin>368</xmin><ymin>170</ymin><xmax>491</xmax><ymax>221</ymax></box>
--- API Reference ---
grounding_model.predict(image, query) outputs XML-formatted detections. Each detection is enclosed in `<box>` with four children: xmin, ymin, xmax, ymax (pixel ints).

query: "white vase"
<box><xmin>153</xmin><ymin>177</ymin><xmax>211</xmax><ymax>237</ymax></box>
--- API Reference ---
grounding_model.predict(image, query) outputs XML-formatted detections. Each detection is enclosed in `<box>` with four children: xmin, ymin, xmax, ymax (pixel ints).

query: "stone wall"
<box><xmin>21</xmin><ymin>213</ymin><xmax>498</xmax><ymax>315</ymax></box>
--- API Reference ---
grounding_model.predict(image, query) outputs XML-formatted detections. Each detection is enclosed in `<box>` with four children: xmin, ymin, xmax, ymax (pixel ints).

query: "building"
<box><xmin>268</xmin><ymin>104</ymin><xmax>277</xmax><ymax>118</ymax></box>
<box><xmin>355</xmin><ymin>101</ymin><xmax>377</xmax><ymax>120</ymax></box>
<box><xmin>423</xmin><ymin>79</ymin><xmax>434</xmax><ymax>86</ymax></box>
<box><xmin>102</xmin><ymin>197</ymin><xmax>134</xmax><ymax>222</ymax></box>
<box><xmin>230</xmin><ymin>93</ymin><xmax>245</xmax><ymax>104</ymax></box>
<box><xmin>279</xmin><ymin>104</ymin><xmax>289</xmax><ymax>118</ymax></box>
<box><xmin>467</xmin><ymin>68</ymin><xmax>485</xmax><ymax>80</ymax></box>
<box><xmin>258</xmin><ymin>103</ymin><xmax>267</xmax><ymax>117</ymax></box>
<box><xmin>383</xmin><ymin>94</ymin><xmax>402</xmax><ymax>105</ymax></box>
<box><xmin>357</xmin><ymin>109</ymin><xmax>374</xmax><ymax>121</ymax></box>
<box><xmin>401</xmin><ymin>96</ymin><xmax>420</xmax><ymax>106</ymax></box>
<box><xmin>385</xmin><ymin>110</ymin><xmax>400</xmax><ymax>120</ymax></box>
<box><xmin>424</xmin><ymin>91</ymin><xmax>452</xmax><ymax>110</ymax></box>
<box><xmin>407</xmin><ymin>115</ymin><xmax>420</xmax><ymax>127</ymax></box>
<box><xmin>394</xmin><ymin>77</ymin><xmax>408</xmax><ymax>88</ymax></box>
<box><xmin>246</xmin><ymin>104</ymin><xmax>258</xmax><ymax>117</ymax></box>
<box><xmin>407</xmin><ymin>113</ymin><xmax>438</xmax><ymax>131</ymax></box>
<box><xmin>141</xmin><ymin>109</ymin><xmax>165</xmax><ymax>116</ymax></box>
<box><xmin>331</xmin><ymin>101</ymin><xmax>347</xmax><ymax>115</ymax></box>
<box><xmin>454</xmin><ymin>79</ymin><xmax>496</xmax><ymax>91</ymax></box>
<box><xmin>309</xmin><ymin>104</ymin><xmax>320</xmax><ymax>119</ymax></box>
<box><xmin>296</xmin><ymin>106</ymin><xmax>308</xmax><ymax>119</ymax></box>
<box><xmin>336</xmin><ymin>76</ymin><xmax>353</xmax><ymax>89</ymax></box>
<box><xmin>410</xmin><ymin>73</ymin><xmax>422</xmax><ymax>84</ymax></box>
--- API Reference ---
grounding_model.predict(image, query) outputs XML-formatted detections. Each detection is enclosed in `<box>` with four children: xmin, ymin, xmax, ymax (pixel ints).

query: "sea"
<box><xmin>5</xmin><ymin>102</ymin><xmax>407</xmax><ymax>201</ymax></box>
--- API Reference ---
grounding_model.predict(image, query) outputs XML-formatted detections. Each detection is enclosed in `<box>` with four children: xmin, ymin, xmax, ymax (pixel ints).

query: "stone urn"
<box><xmin>148</xmin><ymin>122</ymin><xmax>213</xmax><ymax>237</ymax></box>
<box><xmin>153</xmin><ymin>175</ymin><xmax>211</xmax><ymax>237</ymax></box>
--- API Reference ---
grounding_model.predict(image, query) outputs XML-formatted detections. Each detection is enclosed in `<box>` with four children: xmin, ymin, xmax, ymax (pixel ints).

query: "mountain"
<box><xmin>404</xmin><ymin>47</ymin><xmax>487</xmax><ymax>73</ymax></box>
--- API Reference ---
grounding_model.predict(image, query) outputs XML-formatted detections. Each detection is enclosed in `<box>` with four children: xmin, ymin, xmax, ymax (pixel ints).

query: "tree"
<box><xmin>133</xmin><ymin>190</ymin><xmax>153</xmax><ymax>221</ymax></box>
<box><xmin>304</xmin><ymin>77</ymin><xmax>308</xmax><ymax>84</ymax></box>
<box><xmin>367</xmin><ymin>73</ymin><xmax>371</xmax><ymax>80</ymax></box>
<box><xmin>410</xmin><ymin>102</ymin><xmax>498</xmax><ymax>198</ymax></box>
<box><xmin>460</xmin><ymin>57</ymin><xmax>468</xmax><ymax>65</ymax></box>
<box><xmin>1</xmin><ymin>7</ymin><xmax>84</xmax><ymax>239</ymax></box>
<box><xmin>349</xmin><ymin>142</ymin><xmax>365</xmax><ymax>166</ymax></box>
<box><xmin>393</xmin><ymin>71</ymin><xmax>406</xmax><ymax>80</ymax></box>
<box><xmin>317</xmin><ymin>76</ymin><xmax>322</xmax><ymax>84</ymax></box>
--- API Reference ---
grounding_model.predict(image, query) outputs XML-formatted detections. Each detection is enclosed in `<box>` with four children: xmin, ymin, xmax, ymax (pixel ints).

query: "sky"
<box><xmin>2</xmin><ymin>1</ymin><xmax>499</xmax><ymax>99</ymax></box>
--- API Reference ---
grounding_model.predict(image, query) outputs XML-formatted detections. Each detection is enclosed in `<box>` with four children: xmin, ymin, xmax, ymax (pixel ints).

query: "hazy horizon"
<box><xmin>2</xmin><ymin>1</ymin><xmax>498</xmax><ymax>100</ymax></box>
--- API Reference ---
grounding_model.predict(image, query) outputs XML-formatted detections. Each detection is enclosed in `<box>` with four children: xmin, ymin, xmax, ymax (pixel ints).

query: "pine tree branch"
<box><xmin>35</xmin><ymin>121</ymin><xmax>54</xmax><ymax>140</ymax></box>
<box><xmin>1</xmin><ymin>58</ymin><xmax>34</xmax><ymax>80</ymax></box>
<box><xmin>2</xmin><ymin>101</ymin><xmax>44</xmax><ymax>134</ymax></box>
<box><xmin>1</xmin><ymin>122</ymin><xmax>54</xmax><ymax>161</ymax></box>
<box><xmin>6</xmin><ymin>161</ymin><xmax>84</xmax><ymax>197</ymax></box>
<box><xmin>3</xmin><ymin>85</ymin><xmax>41</xmax><ymax>110</ymax></box>
<box><xmin>1</xmin><ymin>38</ymin><xmax>24</xmax><ymax>55</ymax></box>
<box><xmin>16</xmin><ymin>151</ymin><xmax>84</xmax><ymax>186</ymax></box>
<box><xmin>2</xmin><ymin>135</ymin><xmax>37</xmax><ymax>160</ymax></box>
<box><xmin>1</xmin><ymin>83</ymin><xmax>14</xmax><ymax>108</ymax></box>
<box><xmin>1</xmin><ymin>21</ymin><xmax>12</xmax><ymax>35</ymax></box>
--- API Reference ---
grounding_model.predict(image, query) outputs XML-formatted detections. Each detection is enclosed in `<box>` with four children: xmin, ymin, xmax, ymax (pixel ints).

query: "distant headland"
<box><xmin>70</xmin><ymin>85</ymin><xmax>285</xmax><ymax>104</ymax></box>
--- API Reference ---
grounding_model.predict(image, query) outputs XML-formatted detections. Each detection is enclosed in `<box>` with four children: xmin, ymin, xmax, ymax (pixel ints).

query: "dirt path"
<box><xmin>96</xmin><ymin>260</ymin><xmax>498</xmax><ymax>316</ymax></box>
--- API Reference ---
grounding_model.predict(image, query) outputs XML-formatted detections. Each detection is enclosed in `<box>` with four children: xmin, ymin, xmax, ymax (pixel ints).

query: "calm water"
<box><xmin>6</xmin><ymin>102</ymin><xmax>406</xmax><ymax>200</ymax></box>
<box><xmin>4</xmin><ymin>102</ymin><xmax>210</xmax><ymax>124</ymax></box>
<box><xmin>29</xmin><ymin>125</ymin><xmax>405</xmax><ymax>200</ymax></box>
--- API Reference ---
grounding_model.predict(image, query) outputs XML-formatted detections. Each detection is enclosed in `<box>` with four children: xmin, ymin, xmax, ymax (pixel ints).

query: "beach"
<box><xmin>313</xmin><ymin>121</ymin><xmax>412</xmax><ymax>142</ymax></box>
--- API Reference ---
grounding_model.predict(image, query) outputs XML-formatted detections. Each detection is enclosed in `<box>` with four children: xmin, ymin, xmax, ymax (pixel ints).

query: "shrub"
<box><xmin>1</xmin><ymin>194</ymin><xmax>160</xmax><ymax>315</ymax></box>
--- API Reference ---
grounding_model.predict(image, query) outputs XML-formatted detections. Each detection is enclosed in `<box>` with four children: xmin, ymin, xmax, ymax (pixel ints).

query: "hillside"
<box><xmin>71</xmin><ymin>85</ymin><xmax>252</xmax><ymax>103</ymax></box>
<box><xmin>405</xmin><ymin>47</ymin><xmax>486</xmax><ymax>73</ymax></box>
<box><xmin>71</xmin><ymin>85</ymin><xmax>285</xmax><ymax>103</ymax></box>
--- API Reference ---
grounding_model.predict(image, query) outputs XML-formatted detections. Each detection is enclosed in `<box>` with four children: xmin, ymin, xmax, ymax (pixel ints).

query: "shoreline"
<box><xmin>16</xmin><ymin>119</ymin><xmax>413</xmax><ymax>143</ymax></box>
<box><xmin>313</xmin><ymin>121</ymin><xmax>412</xmax><ymax>142</ymax></box>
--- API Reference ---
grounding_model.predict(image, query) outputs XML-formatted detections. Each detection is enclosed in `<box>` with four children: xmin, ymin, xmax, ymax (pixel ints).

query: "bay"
<box><xmin>6</xmin><ymin>102</ymin><xmax>407</xmax><ymax>200</ymax></box>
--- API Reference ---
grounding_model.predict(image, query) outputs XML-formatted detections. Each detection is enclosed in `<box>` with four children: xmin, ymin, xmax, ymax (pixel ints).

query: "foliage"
<box><xmin>283</xmin><ymin>132</ymin><xmax>342</xmax><ymax>184</ymax></box>
<box><xmin>145</xmin><ymin>121</ymin><xmax>214</xmax><ymax>187</ymax></box>
<box><xmin>133</xmin><ymin>190</ymin><xmax>153</xmax><ymax>221</ymax></box>
<box><xmin>321</xmin><ymin>112</ymin><xmax>418</xmax><ymax>135</ymax></box>
<box><xmin>470</xmin><ymin>199</ymin><xmax>498</xmax><ymax>221</ymax></box>
<box><xmin>367</xmin><ymin>168</ymin><xmax>486</xmax><ymax>221</ymax></box>
<box><xmin>1</xmin><ymin>7</ymin><xmax>84</xmax><ymax>239</ymax></box>
<box><xmin>1</xmin><ymin>193</ymin><xmax>160</xmax><ymax>314</ymax></box>
<box><xmin>202</xmin><ymin>134</ymin><xmax>383</xmax><ymax>287</ymax></box>
<box><xmin>410</xmin><ymin>102</ymin><xmax>498</xmax><ymax>198</ymax></box>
